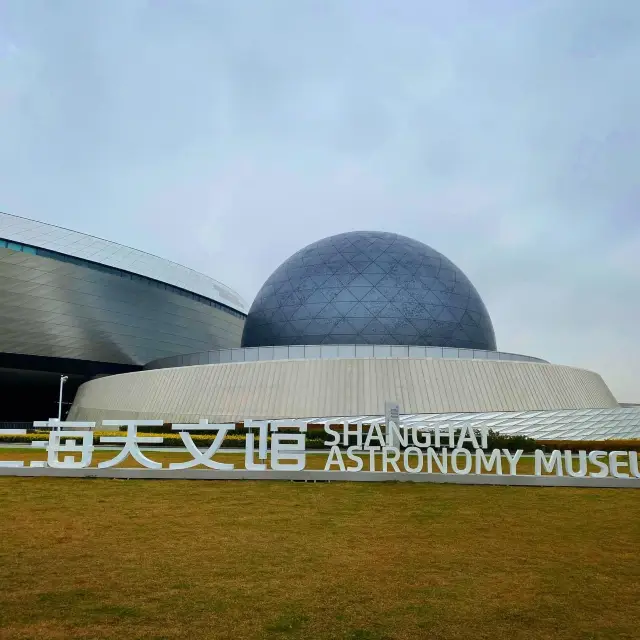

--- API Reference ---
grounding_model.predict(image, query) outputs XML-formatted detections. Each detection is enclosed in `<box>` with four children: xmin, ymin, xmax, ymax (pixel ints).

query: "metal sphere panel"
<box><xmin>242</xmin><ymin>231</ymin><xmax>496</xmax><ymax>350</ymax></box>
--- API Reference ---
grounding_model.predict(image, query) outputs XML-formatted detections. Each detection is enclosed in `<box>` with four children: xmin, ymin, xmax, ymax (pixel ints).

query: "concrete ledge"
<box><xmin>1</xmin><ymin>467</ymin><xmax>639</xmax><ymax>488</ymax></box>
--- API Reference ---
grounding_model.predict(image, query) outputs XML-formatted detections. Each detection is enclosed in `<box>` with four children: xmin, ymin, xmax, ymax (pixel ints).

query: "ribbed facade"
<box><xmin>68</xmin><ymin>358</ymin><xmax>618</xmax><ymax>423</ymax></box>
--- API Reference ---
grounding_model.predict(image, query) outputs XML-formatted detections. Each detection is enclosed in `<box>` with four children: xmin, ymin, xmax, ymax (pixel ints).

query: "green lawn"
<box><xmin>0</xmin><ymin>473</ymin><xmax>639</xmax><ymax>639</ymax></box>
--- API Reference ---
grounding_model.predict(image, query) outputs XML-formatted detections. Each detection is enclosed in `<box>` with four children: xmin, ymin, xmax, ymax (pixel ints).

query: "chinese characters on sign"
<box><xmin>1</xmin><ymin>418</ymin><xmax>639</xmax><ymax>479</ymax></box>
<box><xmin>0</xmin><ymin>419</ymin><xmax>309</xmax><ymax>472</ymax></box>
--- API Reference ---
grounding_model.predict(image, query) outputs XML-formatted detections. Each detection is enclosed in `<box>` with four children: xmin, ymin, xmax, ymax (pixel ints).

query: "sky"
<box><xmin>0</xmin><ymin>0</ymin><xmax>639</xmax><ymax>401</ymax></box>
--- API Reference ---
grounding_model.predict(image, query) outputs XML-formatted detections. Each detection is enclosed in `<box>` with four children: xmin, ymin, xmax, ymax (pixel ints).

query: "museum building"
<box><xmin>0</xmin><ymin>212</ymin><xmax>246</xmax><ymax>419</ymax></box>
<box><xmin>1</xmin><ymin>213</ymin><xmax>638</xmax><ymax>440</ymax></box>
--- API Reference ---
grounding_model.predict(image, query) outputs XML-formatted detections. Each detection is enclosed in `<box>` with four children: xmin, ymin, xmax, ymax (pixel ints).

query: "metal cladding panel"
<box><xmin>0</xmin><ymin>212</ymin><xmax>246</xmax><ymax>312</ymax></box>
<box><xmin>0</xmin><ymin>248</ymin><xmax>244</xmax><ymax>365</ymax></box>
<box><xmin>68</xmin><ymin>358</ymin><xmax>619</xmax><ymax>423</ymax></box>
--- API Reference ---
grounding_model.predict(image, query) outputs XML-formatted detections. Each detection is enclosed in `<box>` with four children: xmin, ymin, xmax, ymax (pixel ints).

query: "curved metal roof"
<box><xmin>0</xmin><ymin>212</ymin><xmax>247</xmax><ymax>313</ymax></box>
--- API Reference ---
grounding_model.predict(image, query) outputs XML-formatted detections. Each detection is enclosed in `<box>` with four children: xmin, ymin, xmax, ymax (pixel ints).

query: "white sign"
<box><xmin>1</xmin><ymin>419</ymin><xmax>639</xmax><ymax>480</ymax></box>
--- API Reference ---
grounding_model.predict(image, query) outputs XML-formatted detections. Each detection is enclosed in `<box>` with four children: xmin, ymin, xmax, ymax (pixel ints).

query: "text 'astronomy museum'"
<box><xmin>0</xmin><ymin>212</ymin><xmax>637</xmax><ymax>440</ymax></box>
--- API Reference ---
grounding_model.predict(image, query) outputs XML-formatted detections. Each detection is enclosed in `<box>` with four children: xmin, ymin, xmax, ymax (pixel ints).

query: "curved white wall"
<box><xmin>69</xmin><ymin>357</ymin><xmax>618</xmax><ymax>423</ymax></box>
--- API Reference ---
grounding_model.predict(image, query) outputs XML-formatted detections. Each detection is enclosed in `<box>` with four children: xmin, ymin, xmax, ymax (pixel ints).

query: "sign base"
<box><xmin>1</xmin><ymin>466</ymin><xmax>639</xmax><ymax>488</ymax></box>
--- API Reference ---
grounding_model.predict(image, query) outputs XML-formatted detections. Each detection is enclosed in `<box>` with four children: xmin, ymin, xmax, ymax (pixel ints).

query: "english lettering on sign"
<box><xmin>0</xmin><ymin>419</ymin><xmax>639</xmax><ymax>482</ymax></box>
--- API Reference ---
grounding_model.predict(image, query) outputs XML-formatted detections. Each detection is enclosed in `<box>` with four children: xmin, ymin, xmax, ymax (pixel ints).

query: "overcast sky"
<box><xmin>1</xmin><ymin>0</ymin><xmax>638</xmax><ymax>401</ymax></box>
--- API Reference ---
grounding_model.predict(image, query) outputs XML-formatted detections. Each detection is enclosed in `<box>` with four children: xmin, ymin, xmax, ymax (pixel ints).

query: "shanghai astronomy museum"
<box><xmin>0</xmin><ymin>211</ymin><xmax>638</xmax><ymax>441</ymax></box>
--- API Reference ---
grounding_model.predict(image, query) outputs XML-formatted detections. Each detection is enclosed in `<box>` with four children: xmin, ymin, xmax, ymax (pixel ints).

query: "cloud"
<box><xmin>0</xmin><ymin>0</ymin><xmax>638</xmax><ymax>400</ymax></box>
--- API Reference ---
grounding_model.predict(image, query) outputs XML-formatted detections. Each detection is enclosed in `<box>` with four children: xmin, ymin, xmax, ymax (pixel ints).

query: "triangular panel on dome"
<box><xmin>425</xmin><ymin>278</ymin><xmax>449</xmax><ymax>293</ymax></box>
<box><xmin>415</xmin><ymin>264</ymin><xmax>438</xmax><ymax>278</ymax></box>
<box><xmin>330</xmin><ymin>318</ymin><xmax>359</xmax><ymax>334</ymax></box>
<box><xmin>391</xmin><ymin>320</ymin><xmax>419</xmax><ymax>337</ymax></box>
<box><xmin>258</xmin><ymin>295</ymin><xmax>279</xmax><ymax>311</ymax></box>
<box><xmin>360</xmin><ymin>288</ymin><xmax>388</xmax><ymax>303</ymax></box>
<box><xmin>325</xmin><ymin>333</ymin><xmax>361</xmax><ymax>345</ymax></box>
<box><xmin>289</xmin><ymin>319</ymin><xmax>313</xmax><ymax>334</ymax></box>
<box><xmin>344</xmin><ymin>315</ymin><xmax>375</xmax><ymax>332</ymax></box>
<box><xmin>344</xmin><ymin>302</ymin><xmax>374</xmax><ymax>318</ymax></box>
<box><xmin>303</xmin><ymin>303</ymin><xmax>331</xmax><ymax>318</ymax></box>
<box><xmin>347</xmin><ymin>275</ymin><xmax>375</xmax><ymax>288</ymax></box>
<box><xmin>375</xmin><ymin>286</ymin><xmax>401</xmax><ymax>302</ymax></box>
<box><xmin>303</xmin><ymin>289</ymin><xmax>332</xmax><ymax>305</ymax></box>
<box><xmin>444</xmin><ymin>306</ymin><xmax>466</xmax><ymax>322</ymax></box>
<box><xmin>321</xmin><ymin>288</ymin><xmax>342</xmax><ymax>303</ymax></box>
<box><xmin>375</xmin><ymin>315</ymin><xmax>406</xmax><ymax>332</ymax></box>
<box><xmin>332</xmin><ymin>300</ymin><xmax>359</xmax><ymax>316</ymax></box>
<box><xmin>349</xmin><ymin>253</ymin><xmax>373</xmax><ymax>266</ymax></box>
<box><xmin>316</xmin><ymin>303</ymin><xmax>342</xmax><ymax>319</ymax></box>
<box><xmin>280</xmin><ymin>305</ymin><xmax>301</xmax><ymax>321</ymax></box>
<box><xmin>361</xmin><ymin>300</ymin><xmax>388</xmax><ymax>315</ymax></box>
<box><xmin>404</xmin><ymin>276</ymin><xmax>424</xmax><ymax>289</ymax></box>
<box><xmin>387</xmin><ymin>262</ymin><xmax>412</xmax><ymax>277</ymax></box>
<box><xmin>289</xmin><ymin>276</ymin><xmax>318</xmax><ymax>291</ymax></box>
<box><xmin>361</xmin><ymin>318</ymin><xmax>387</xmax><ymax>334</ymax></box>
<box><xmin>396</xmin><ymin>301</ymin><xmax>427</xmax><ymax>318</ymax></box>
<box><xmin>278</xmin><ymin>322</ymin><xmax>300</xmax><ymax>339</ymax></box>
<box><xmin>446</xmin><ymin>293</ymin><xmax>470</xmax><ymax>310</ymax></box>
<box><xmin>408</xmin><ymin>317</ymin><xmax>437</xmax><ymax>333</ymax></box>
<box><xmin>362</xmin><ymin>333</ymin><xmax>400</xmax><ymax>345</ymax></box>
<box><xmin>271</xmin><ymin>279</ymin><xmax>293</xmax><ymax>295</ymax></box>
<box><xmin>435</xmin><ymin>321</ymin><xmax>458</xmax><ymax>337</ymax></box>
<box><xmin>319</xmin><ymin>275</ymin><xmax>345</xmax><ymax>289</ymax></box>
<box><xmin>348</xmin><ymin>286</ymin><xmax>373</xmax><ymax>301</ymax></box>
<box><xmin>372</xmin><ymin>257</ymin><xmax>396</xmax><ymax>272</ymax></box>
<box><xmin>284</xmin><ymin>266</ymin><xmax>306</xmax><ymax>281</ymax></box>
<box><xmin>375</xmin><ymin>275</ymin><xmax>400</xmax><ymax>288</ymax></box>
<box><xmin>451</xmin><ymin>280</ymin><xmax>471</xmax><ymax>296</ymax></box>
<box><xmin>362</xmin><ymin>272</ymin><xmax>386</xmax><ymax>286</ymax></box>
<box><xmin>436</xmin><ymin>307</ymin><xmax>461</xmax><ymax>323</ymax></box>
<box><xmin>306</xmin><ymin>274</ymin><xmax>330</xmax><ymax>287</ymax></box>
<box><xmin>376</xmin><ymin>303</ymin><xmax>404</xmax><ymax>318</ymax></box>
<box><xmin>416</xmin><ymin>290</ymin><xmax>445</xmax><ymax>308</ymax></box>
<box><xmin>333</xmin><ymin>288</ymin><xmax>359</xmax><ymax>303</ymax></box>
<box><xmin>269</xmin><ymin>308</ymin><xmax>288</xmax><ymax>324</ymax></box>
<box><xmin>389</xmin><ymin>288</ymin><xmax>414</xmax><ymax>304</ymax></box>
<box><xmin>460</xmin><ymin>310</ymin><xmax>479</xmax><ymax>327</ymax></box>
<box><xmin>303</xmin><ymin>261</ymin><xmax>329</xmax><ymax>276</ymax></box>
<box><xmin>290</xmin><ymin>305</ymin><xmax>314</xmax><ymax>321</ymax></box>
<box><xmin>336</xmin><ymin>272</ymin><xmax>359</xmax><ymax>286</ymax></box>
<box><xmin>305</xmin><ymin>318</ymin><xmax>340</xmax><ymax>334</ymax></box>
<box><xmin>361</xmin><ymin>262</ymin><xmax>387</xmax><ymax>275</ymax></box>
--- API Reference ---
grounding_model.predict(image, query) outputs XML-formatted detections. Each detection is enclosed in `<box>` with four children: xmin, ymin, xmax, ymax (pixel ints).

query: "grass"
<box><xmin>1</xmin><ymin>462</ymin><xmax>639</xmax><ymax>639</ymax></box>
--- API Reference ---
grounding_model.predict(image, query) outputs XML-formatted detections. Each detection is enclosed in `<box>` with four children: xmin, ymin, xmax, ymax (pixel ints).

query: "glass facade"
<box><xmin>145</xmin><ymin>345</ymin><xmax>544</xmax><ymax>370</ymax></box>
<box><xmin>242</xmin><ymin>231</ymin><xmax>496</xmax><ymax>350</ymax></box>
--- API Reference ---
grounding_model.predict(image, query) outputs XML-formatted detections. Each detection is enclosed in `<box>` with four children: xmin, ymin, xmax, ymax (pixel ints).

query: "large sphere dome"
<box><xmin>242</xmin><ymin>231</ymin><xmax>496</xmax><ymax>350</ymax></box>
